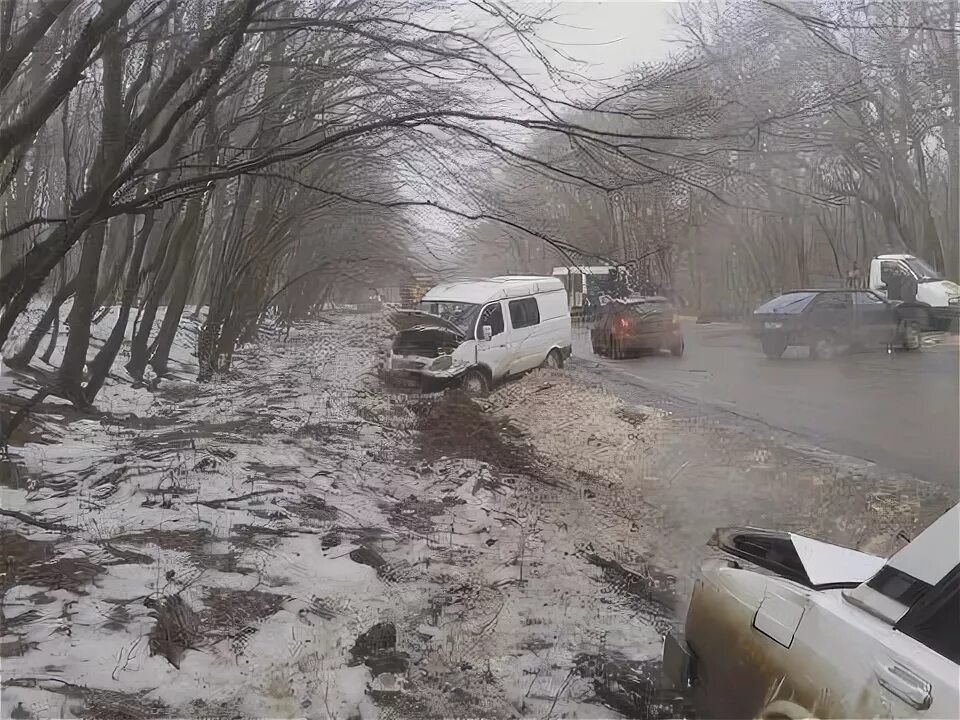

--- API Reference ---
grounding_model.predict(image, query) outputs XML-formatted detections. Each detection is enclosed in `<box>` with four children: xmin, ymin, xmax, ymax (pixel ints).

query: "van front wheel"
<box><xmin>460</xmin><ymin>369</ymin><xmax>489</xmax><ymax>396</ymax></box>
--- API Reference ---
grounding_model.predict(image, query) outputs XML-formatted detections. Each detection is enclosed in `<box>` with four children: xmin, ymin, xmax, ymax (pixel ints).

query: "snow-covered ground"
<box><xmin>2</xmin><ymin>310</ymin><xmax>674</xmax><ymax>719</ymax></box>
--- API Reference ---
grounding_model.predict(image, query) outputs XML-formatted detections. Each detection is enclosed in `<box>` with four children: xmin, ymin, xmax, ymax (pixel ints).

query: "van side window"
<box><xmin>895</xmin><ymin>565</ymin><xmax>959</xmax><ymax>663</ymax></box>
<box><xmin>509</xmin><ymin>297</ymin><xmax>540</xmax><ymax>329</ymax></box>
<box><xmin>478</xmin><ymin>303</ymin><xmax>504</xmax><ymax>337</ymax></box>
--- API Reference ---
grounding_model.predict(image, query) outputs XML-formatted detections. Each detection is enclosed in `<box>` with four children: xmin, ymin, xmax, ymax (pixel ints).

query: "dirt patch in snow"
<box><xmin>1</xmin><ymin>531</ymin><xmax>104</xmax><ymax>595</ymax></box>
<box><xmin>201</xmin><ymin>587</ymin><xmax>287</xmax><ymax>636</ymax></box>
<box><xmin>414</xmin><ymin>393</ymin><xmax>535</xmax><ymax>476</ymax></box>
<box><xmin>2</xmin><ymin>680</ymin><xmax>172</xmax><ymax>720</ymax></box>
<box><xmin>110</xmin><ymin>528</ymin><xmax>214</xmax><ymax>553</ymax></box>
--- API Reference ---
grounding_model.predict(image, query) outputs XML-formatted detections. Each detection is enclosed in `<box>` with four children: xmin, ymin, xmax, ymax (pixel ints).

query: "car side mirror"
<box><xmin>481</xmin><ymin>325</ymin><xmax>493</xmax><ymax>342</ymax></box>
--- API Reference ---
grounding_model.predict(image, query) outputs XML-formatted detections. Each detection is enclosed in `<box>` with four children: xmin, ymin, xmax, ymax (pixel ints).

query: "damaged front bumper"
<box><xmin>660</xmin><ymin>631</ymin><xmax>697</xmax><ymax>717</ymax></box>
<box><xmin>379</xmin><ymin>354</ymin><xmax>472</xmax><ymax>391</ymax></box>
<box><xmin>661</xmin><ymin>632</ymin><xmax>696</xmax><ymax>694</ymax></box>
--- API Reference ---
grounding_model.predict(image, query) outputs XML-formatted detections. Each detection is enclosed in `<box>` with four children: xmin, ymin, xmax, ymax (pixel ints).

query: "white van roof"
<box><xmin>423</xmin><ymin>276</ymin><xmax>564</xmax><ymax>304</ymax></box>
<box><xmin>552</xmin><ymin>266</ymin><xmax>614</xmax><ymax>275</ymax></box>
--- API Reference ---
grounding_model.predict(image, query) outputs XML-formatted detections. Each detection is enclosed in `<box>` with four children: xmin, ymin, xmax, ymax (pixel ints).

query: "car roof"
<box><xmin>423</xmin><ymin>276</ymin><xmax>565</xmax><ymax>304</ymax></box>
<box><xmin>782</xmin><ymin>288</ymin><xmax>863</xmax><ymax>294</ymax></box>
<box><xmin>613</xmin><ymin>295</ymin><xmax>670</xmax><ymax>304</ymax></box>
<box><xmin>551</xmin><ymin>266</ymin><xmax>615</xmax><ymax>275</ymax></box>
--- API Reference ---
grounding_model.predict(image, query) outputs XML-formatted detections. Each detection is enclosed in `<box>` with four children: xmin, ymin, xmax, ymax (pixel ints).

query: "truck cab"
<box><xmin>868</xmin><ymin>254</ymin><xmax>960</xmax><ymax>328</ymax></box>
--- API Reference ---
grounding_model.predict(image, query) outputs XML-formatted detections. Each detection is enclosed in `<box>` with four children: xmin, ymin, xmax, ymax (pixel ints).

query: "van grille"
<box><xmin>392</xmin><ymin>335</ymin><xmax>442</xmax><ymax>358</ymax></box>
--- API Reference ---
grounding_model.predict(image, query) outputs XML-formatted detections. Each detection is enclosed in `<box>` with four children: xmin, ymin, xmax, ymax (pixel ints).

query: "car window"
<box><xmin>854</xmin><ymin>291</ymin><xmax>886</xmax><ymax>305</ymax></box>
<box><xmin>812</xmin><ymin>292</ymin><xmax>851</xmax><ymax>310</ymax></box>
<box><xmin>478</xmin><ymin>302</ymin><xmax>504</xmax><ymax>337</ymax></box>
<box><xmin>895</xmin><ymin>566</ymin><xmax>959</xmax><ymax>664</ymax></box>
<box><xmin>509</xmin><ymin>297</ymin><xmax>540</xmax><ymax>329</ymax></box>
<box><xmin>754</xmin><ymin>292</ymin><xmax>818</xmax><ymax>314</ymax></box>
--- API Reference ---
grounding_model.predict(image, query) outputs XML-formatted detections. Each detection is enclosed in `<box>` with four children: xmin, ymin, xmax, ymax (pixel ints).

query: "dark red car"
<box><xmin>590</xmin><ymin>295</ymin><xmax>684</xmax><ymax>359</ymax></box>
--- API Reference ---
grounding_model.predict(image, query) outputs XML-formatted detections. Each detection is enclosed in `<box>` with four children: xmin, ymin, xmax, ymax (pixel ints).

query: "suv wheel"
<box><xmin>900</xmin><ymin>320</ymin><xmax>922</xmax><ymax>350</ymax></box>
<box><xmin>810</xmin><ymin>333</ymin><xmax>837</xmax><ymax>360</ymax></box>
<box><xmin>761</xmin><ymin>335</ymin><xmax>786</xmax><ymax>359</ymax></box>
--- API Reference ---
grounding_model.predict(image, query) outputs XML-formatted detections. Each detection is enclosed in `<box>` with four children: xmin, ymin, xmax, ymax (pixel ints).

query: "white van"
<box><xmin>383</xmin><ymin>276</ymin><xmax>572</xmax><ymax>393</ymax></box>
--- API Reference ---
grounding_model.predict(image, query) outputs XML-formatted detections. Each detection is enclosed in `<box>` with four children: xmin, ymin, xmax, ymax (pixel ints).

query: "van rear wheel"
<box><xmin>542</xmin><ymin>349</ymin><xmax>564</xmax><ymax>369</ymax></box>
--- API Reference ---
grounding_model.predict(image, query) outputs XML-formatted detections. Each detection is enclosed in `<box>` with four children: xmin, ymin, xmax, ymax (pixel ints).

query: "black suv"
<box><xmin>753</xmin><ymin>289</ymin><xmax>926</xmax><ymax>359</ymax></box>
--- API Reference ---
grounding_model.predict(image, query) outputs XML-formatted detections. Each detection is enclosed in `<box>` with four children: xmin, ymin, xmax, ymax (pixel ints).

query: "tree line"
<box><xmin>465</xmin><ymin>0</ymin><xmax>958</xmax><ymax>317</ymax></box>
<box><xmin>1</xmin><ymin>0</ymin><xmax>956</xmax><ymax>419</ymax></box>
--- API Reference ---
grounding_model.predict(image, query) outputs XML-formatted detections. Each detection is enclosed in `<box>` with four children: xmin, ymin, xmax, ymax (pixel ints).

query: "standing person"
<box><xmin>846</xmin><ymin>262</ymin><xmax>863</xmax><ymax>289</ymax></box>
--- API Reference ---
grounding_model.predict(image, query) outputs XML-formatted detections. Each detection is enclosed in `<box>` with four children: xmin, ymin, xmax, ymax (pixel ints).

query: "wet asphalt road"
<box><xmin>574</xmin><ymin>322</ymin><xmax>960</xmax><ymax>491</ymax></box>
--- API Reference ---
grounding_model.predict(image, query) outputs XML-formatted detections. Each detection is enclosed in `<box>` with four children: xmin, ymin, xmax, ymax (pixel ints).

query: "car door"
<box><xmin>806</xmin><ymin>291</ymin><xmax>854</xmax><ymax>344</ymax></box>
<box><xmin>884</xmin><ymin>566</ymin><xmax>960</xmax><ymax>718</ymax></box>
<box><xmin>505</xmin><ymin>296</ymin><xmax>541</xmax><ymax>374</ymax></box>
<box><xmin>475</xmin><ymin>301</ymin><xmax>510</xmax><ymax>380</ymax></box>
<box><xmin>854</xmin><ymin>290</ymin><xmax>898</xmax><ymax>348</ymax></box>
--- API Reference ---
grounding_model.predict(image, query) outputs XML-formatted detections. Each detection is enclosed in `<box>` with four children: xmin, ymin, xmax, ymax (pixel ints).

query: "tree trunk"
<box><xmin>83</xmin><ymin>208</ymin><xmax>158</xmax><ymax>401</ymax></box>
<box><xmin>6</xmin><ymin>276</ymin><xmax>77</xmax><ymax>368</ymax></box>
<box><xmin>148</xmin><ymin>195</ymin><xmax>206</xmax><ymax>376</ymax></box>
<box><xmin>944</xmin><ymin>0</ymin><xmax>960</xmax><ymax>279</ymax></box>
<box><xmin>58</xmin><ymin>220</ymin><xmax>108</xmax><ymax>403</ymax></box>
<box><xmin>125</xmin><ymin>208</ymin><xmax>186</xmax><ymax>379</ymax></box>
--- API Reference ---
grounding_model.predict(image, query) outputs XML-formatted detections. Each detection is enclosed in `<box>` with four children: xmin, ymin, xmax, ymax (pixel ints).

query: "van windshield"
<box><xmin>418</xmin><ymin>301</ymin><xmax>481</xmax><ymax>338</ymax></box>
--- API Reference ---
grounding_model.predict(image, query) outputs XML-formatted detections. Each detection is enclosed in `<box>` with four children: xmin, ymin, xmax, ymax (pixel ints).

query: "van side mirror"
<box><xmin>481</xmin><ymin>325</ymin><xmax>493</xmax><ymax>342</ymax></box>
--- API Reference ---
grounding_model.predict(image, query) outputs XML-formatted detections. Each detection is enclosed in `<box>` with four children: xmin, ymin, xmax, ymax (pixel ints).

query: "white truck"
<box><xmin>868</xmin><ymin>254</ymin><xmax>960</xmax><ymax>329</ymax></box>
<box><xmin>551</xmin><ymin>265</ymin><xmax>621</xmax><ymax>313</ymax></box>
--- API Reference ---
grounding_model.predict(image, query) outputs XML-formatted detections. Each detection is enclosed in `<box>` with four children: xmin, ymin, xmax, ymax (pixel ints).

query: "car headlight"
<box><xmin>431</xmin><ymin>354</ymin><xmax>453</xmax><ymax>370</ymax></box>
<box><xmin>948</xmin><ymin>297</ymin><xmax>959</xmax><ymax>306</ymax></box>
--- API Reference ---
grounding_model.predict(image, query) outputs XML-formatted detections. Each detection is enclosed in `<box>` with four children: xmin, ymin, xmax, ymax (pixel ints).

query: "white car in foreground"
<box><xmin>662</xmin><ymin>504</ymin><xmax>959</xmax><ymax>719</ymax></box>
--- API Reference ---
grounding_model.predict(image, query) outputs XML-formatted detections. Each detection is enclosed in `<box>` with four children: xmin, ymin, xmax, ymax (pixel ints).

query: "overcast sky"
<box><xmin>547</xmin><ymin>1</ymin><xmax>678</xmax><ymax>74</ymax></box>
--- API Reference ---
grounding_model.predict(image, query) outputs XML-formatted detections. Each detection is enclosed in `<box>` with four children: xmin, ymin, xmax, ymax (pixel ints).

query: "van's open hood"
<box><xmin>712</xmin><ymin>527</ymin><xmax>885</xmax><ymax>589</ymax></box>
<box><xmin>388</xmin><ymin>309</ymin><xmax>464</xmax><ymax>337</ymax></box>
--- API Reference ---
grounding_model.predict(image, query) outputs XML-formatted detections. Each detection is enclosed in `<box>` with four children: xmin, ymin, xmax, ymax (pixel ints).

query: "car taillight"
<box><xmin>618</xmin><ymin>317</ymin><xmax>630</xmax><ymax>329</ymax></box>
